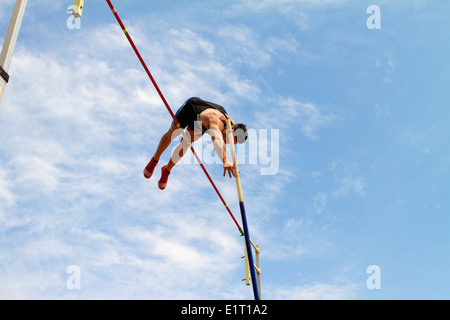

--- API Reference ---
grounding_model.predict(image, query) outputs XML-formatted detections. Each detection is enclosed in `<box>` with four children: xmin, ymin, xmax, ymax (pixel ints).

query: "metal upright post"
<box><xmin>243</xmin><ymin>242</ymin><xmax>250</xmax><ymax>286</ymax></box>
<box><xmin>243</xmin><ymin>242</ymin><xmax>262</xmax><ymax>299</ymax></box>
<box><xmin>255</xmin><ymin>244</ymin><xmax>261</xmax><ymax>299</ymax></box>
<box><xmin>0</xmin><ymin>0</ymin><xmax>28</xmax><ymax>105</ymax></box>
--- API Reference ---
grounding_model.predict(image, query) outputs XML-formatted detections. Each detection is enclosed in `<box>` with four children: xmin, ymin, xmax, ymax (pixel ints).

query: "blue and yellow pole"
<box><xmin>226</xmin><ymin>119</ymin><xmax>260</xmax><ymax>301</ymax></box>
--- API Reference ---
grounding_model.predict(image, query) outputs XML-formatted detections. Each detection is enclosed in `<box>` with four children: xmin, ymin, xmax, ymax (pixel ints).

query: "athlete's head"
<box><xmin>223</xmin><ymin>123</ymin><xmax>248</xmax><ymax>145</ymax></box>
<box><xmin>232</xmin><ymin>123</ymin><xmax>248</xmax><ymax>144</ymax></box>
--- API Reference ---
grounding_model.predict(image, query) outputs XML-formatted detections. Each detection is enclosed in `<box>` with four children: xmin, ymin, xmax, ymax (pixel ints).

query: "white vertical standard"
<box><xmin>72</xmin><ymin>0</ymin><xmax>85</xmax><ymax>18</ymax></box>
<box><xmin>0</xmin><ymin>0</ymin><xmax>28</xmax><ymax>105</ymax></box>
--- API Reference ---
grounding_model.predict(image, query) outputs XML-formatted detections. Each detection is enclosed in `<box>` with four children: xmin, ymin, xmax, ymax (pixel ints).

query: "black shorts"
<box><xmin>174</xmin><ymin>97</ymin><xmax>227</xmax><ymax>132</ymax></box>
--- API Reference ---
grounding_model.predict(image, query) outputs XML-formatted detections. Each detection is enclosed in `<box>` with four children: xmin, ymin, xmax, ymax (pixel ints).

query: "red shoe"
<box><xmin>158</xmin><ymin>165</ymin><xmax>171</xmax><ymax>190</ymax></box>
<box><xmin>143</xmin><ymin>158</ymin><xmax>158</xmax><ymax>179</ymax></box>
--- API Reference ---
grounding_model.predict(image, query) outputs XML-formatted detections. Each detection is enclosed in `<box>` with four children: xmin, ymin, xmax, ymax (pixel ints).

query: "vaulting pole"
<box><xmin>105</xmin><ymin>0</ymin><xmax>245</xmax><ymax>236</ymax></box>
<box><xmin>0</xmin><ymin>0</ymin><xmax>28</xmax><ymax>105</ymax></box>
<box><xmin>226</xmin><ymin>119</ymin><xmax>260</xmax><ymax>300</ymax></box>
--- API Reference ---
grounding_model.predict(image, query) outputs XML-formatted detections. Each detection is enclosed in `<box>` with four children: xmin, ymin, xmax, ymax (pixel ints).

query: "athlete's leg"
<box><xmin>153</xmin><ymin>121</ymin><xmax>182</xmax><ymax>162</ymax></box>
<box><xmin>144</xmin><ymin>121</ymin><xmax>182</xmax><ymax>179</ymax></box>
<box><xmin>166</xmin><ymin>128</ymin><xmax>197</xmax><ymax>172</ymax></box>
<box><xmin>158</xmin><ymin>128</ymin><xmax>199</xmax><ymax>190</ymax></box>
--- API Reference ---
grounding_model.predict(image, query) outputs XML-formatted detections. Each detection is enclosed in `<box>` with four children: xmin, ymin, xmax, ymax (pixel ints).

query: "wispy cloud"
<box><xmin>274</xmin><ymin>97</ymin><xmax>335</xmax><ymax>141</ymax></box>
<box><xmin>0</xmin><ymin>167</ymin><xmax>14</xmax><ymax>207</ymax></box>
<box><xmin>332</xmin><ymin>176</ymin><xmax>366</xmax><ymax>198</ymax></box>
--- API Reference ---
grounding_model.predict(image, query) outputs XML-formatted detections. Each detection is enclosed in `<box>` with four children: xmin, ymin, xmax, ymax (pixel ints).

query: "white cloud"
<box><xmin>311</xmin><ymin>160</ymin><xmax>367</xmax><ymax>200</ymax></box>
<box><xmin>0</xmin><ymin>167</ymin><xmax>14</xmax><ymax>207</ymax></box>
<box><xmin>332</xmin><ymin>176</ymin><xmax>366</xmax><ymax>198</ymax></box>
<box><xmin>279</xmin><ymin>6</ymin><xmax>310</xmax><ymax>31</ymax></box>
<box><xmin>217</xmin><ymin>24</ymin><xmax>271</xmax><ymax>69</ymax></box>
<box><xmin>259</xmin><ymin>97</ymin><xmax>335</xmax><ymax>141</ymax></box>
<box><xmin>312</xmin><ymin>192</ymin><xmax>327</xmax><ymax>215</ymax></box>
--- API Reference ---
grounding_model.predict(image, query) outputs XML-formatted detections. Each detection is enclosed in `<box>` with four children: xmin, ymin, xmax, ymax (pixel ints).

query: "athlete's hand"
<box><xmin>223</xmin><ymin>159</ymin><xmax>235</xmax><ymax>178</ymax></box>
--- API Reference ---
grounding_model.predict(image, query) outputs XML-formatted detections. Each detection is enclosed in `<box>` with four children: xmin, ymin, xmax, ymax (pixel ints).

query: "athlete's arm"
<box><xmin>209</xmin><ymin>123</ymin><xmax>235</xmax><ymax>178</ymax></box>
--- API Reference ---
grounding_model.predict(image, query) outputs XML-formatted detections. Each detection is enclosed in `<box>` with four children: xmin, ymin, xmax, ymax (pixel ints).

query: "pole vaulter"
<box><xmin>105</xmin><ymin>0</ymin><xmax>261</xmax><ymax>300</ymax></box>
<box><xmin>105</xmin><ymin>0</ymin><xmax>244</xmax><ymax>235</ymax></box>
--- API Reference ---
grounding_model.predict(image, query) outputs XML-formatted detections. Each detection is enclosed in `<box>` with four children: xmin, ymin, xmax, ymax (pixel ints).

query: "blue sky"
<box><xmin>0</xmin><ymin>0</ymin><xmax>449</xmax><ymax>299</ymax></box>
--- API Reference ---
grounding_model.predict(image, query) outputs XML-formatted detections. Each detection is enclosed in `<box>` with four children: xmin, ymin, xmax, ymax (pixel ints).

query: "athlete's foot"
<box><xmin>158</xmin><ymin>165</ymin><xmax>171</xmax><ymax>190</ymax></box>
<box><xmin>143</xmin><ymin>158</ymin><xmax>158</xmax><ymax>179</ymax></box>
